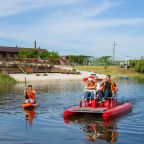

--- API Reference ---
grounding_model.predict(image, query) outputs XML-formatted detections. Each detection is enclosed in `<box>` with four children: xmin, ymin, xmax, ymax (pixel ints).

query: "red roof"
<box><xmin>0</xmin><ymin>46</ymin><xmax>47</xmax><ymax>53</ymax></box>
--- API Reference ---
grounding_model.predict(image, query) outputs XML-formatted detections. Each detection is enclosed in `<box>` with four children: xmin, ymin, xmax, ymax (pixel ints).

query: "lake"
<box><xmin>0</xmin><ymin>79</ymin><xmax>144</xmax><ymax>144</ymax></box>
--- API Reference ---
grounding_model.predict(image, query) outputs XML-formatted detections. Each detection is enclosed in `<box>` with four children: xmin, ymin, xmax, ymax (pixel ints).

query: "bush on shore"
<box><xmin>130</xmin><ymin>60</ymin><xmax>144</xmax><ymax>73</ymax></box>
<box><xmin>0</xmin><ymin>73</ymin><xmax>16</xmax><ymax>84</ymax></box>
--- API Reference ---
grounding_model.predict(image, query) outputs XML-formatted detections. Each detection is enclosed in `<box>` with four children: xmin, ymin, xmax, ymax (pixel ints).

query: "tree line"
<box><xmin>18</xmin><ymin>49</ymin><xmax>59</xmax><ymax>59</ymax></box>
<box><xmin>68</xmin><ymin>55</ymin><xmax>112</xmax><ymax>66</ymax></box>
<box><xmin>68</xmin><ymin>55</ymin><xmax>87</xmax><ymax>65</ymax></box>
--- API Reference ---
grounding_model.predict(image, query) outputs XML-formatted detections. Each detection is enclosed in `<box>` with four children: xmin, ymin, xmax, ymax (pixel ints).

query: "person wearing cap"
<box><xmin>83</xmin><ymin>77</ymin><xmax>96</xmax><ymax>102</ymax></box>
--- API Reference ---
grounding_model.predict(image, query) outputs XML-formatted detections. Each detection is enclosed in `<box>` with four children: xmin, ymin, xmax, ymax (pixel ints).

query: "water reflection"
<box><xmin>118</xmin><ymin>77</ymin><xmax>144</xmax><ymax>85</ymax></box>
<box><xmin>0</xmin><ymin>84</ymin><xmax>15</xmax><ymax>94</ymax></box>
<box><xmin>0</xmin><ymin>79</ymin><xmax>144</xmax><ymax>144</ymax></box>
<box><xmin>24</xmin><ymin>108</ymin><xmax>36</xmax><ymax>129</ymax></box>
<box><xmin>64</xmin><ymin>115</ymin><xmax>118</xmax><ymax>143</ymax></box>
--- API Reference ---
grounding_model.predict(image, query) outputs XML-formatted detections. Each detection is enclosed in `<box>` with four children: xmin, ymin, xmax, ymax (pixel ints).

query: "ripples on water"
<box><xmin>0</xmin><ymin>79</ymin><xmax>144</xmax><ymax>144</ymax></box>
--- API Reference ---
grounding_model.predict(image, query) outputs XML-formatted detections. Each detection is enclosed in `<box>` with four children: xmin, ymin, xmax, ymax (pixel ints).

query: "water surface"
<box><xmin>0</xmin><ymin>79</ymin><xmax>144</xmax><ymax>144</ymax></box>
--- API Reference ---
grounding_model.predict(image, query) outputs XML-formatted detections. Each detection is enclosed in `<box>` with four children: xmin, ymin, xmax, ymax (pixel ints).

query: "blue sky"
<box><xmin>0</xmin><ymin>0</ymin><xmax>144</xmax><ymax>59</ymax></box>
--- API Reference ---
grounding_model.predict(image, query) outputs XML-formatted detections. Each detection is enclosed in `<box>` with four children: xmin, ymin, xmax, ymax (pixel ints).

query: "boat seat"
<box><xmin>105</xmin><ymin>94</ymin><xmax>116</xmax><ymax>100</ymax></box>
<box><xmin>105</xmin><ymin>97</ymin><xmax>114</xmax><ymax>100</ymax></box>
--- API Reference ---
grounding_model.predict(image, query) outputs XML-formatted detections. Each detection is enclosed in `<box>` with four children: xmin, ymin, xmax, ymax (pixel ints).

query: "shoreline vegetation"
<box><xmin>0</xmin><ymin>73</ymin><xmax>17</xmax><ymax>85</ymax></box>
<box><xmin>76</xmin><ymin>66</ymin><xmax>144</xmax><ymax>79</ymax></box>
<box><xmin>1</xmin><ymin>66</ymin><xmax>143</xmax><ymax>83</ymax></box>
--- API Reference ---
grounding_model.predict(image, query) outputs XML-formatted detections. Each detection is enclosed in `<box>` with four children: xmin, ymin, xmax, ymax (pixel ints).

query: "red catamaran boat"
<box><xmin>64</xmin><ymin>76</ymin><xmax>132</xmax><ymax>119</ymax></box>
<box><xmin>64</xmin><ymin>98</ymin><xmax>132</xmax><ymax>119</ymax></box>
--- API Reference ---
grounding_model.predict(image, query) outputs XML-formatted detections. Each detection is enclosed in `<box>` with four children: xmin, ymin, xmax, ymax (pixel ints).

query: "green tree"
<box><xmin>78</xmin><ymin>55</ymin><xmax>86</xmax><ymax>65</ymax></box>
<box><xmin>129</xmin><ymin>60</ymin><xmax>136</xmax><ymax>68</ymax></box>
<box><xmin>18</xmin><ymin>49</ymin><xmax>30</xmax><ymax>58</ymax></box>
<box><xmin>39</xmin><ymin>51</ymin><xmax>50</xmax><ymax>58</ymax></box>
<box><xmin>29</xmin><ymin>49</ymin><xmax>39</xmax><ymax>58</ymax></box>
<box><xmin>69</xmin><ymin>55</ymin><xmax>78</xmax><ymax>65</ymax></box>
<box><xmin>49</xmin><ymin>51</ymin><xmax>59</xmax><ymax>59</ymax></box>
<box><xmin>68</xmin><ymin>55</ymin><xmax>86</xmax><ymax>65</ymax></box>
<box><xmin>99</xmin><ymin>56</ymin><xmax>111</xmax><ymax>72</ymax></box>
<box><xmin>135</xmin><ymin>60</ymin><xmax>144</xmax><ymax>73</ymax></box>
<box><xmin>99</xmin><ymin>56</ymin><xmax>111</xmax><ymax>65</ymax></box>
<box><xmin>18</xmin><ymin>49</ymin><xmax>60</xmax><ymax>59</ymax></box>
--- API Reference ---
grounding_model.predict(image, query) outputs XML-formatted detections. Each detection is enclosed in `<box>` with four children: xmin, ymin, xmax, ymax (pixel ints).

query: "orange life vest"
<box><xmin>27</xmin><ymin>90</ymin><xmax>35</xmax><ymax>99</ymax></box>
<box><xmin>101</xmin><ymin>81</ymin><xmax>117</xmax><ymax>92</ymax></box>
<box><xmin>86</xmin><ymin>81</ymin><xmax>96</xmax><ymax>90</ymax></box>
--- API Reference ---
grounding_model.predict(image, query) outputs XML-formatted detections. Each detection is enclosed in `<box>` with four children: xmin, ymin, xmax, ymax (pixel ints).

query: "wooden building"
<box><xmin>0</xmin><ymin>46</ymin><xmax>47</xmax><ymax>61</ymax></box>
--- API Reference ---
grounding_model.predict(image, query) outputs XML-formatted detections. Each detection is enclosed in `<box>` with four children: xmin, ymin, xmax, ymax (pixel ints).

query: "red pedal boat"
<box><xmin>64</xmin><ymin>98</ymin><xmax>132</xmax><ymax>119</ymax></box>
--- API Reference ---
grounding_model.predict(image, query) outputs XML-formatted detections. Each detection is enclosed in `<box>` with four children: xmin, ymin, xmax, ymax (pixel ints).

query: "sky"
<box><xmin>0</xmin><ymin>0</ymin><xmax>144</xmax><ymax>59</ymax></box>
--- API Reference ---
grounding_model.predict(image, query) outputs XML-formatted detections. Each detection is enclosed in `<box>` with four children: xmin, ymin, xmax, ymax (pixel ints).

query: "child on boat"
<box><xmin>24</xmin><ymin>85</ymin><xmax>36</xmax><ymax>104</ymax></box>
<box><xmin>83</xmin><ymin>76</ymin><xmax>105</xmax><ymax>103</ymax></box>
<box><xmin>83</xmin><ymin>77</ymin><xmax>96</xmax><ymax>102</ymax></box>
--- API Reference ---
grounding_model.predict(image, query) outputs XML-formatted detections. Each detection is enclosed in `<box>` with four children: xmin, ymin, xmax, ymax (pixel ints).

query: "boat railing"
<box><xmin>105</xmin><ymin>94</ymin><xmax>117</xmax><ymax>108</ymax></box>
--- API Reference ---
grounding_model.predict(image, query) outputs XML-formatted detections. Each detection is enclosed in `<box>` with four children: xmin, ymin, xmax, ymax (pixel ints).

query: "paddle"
<box><xmin>24</xmin><ymin>77</ymin><xmax>29</xmax><ymax>103</ymax></box>
<box><xmin>25</xmin><ymin>77</ymin><xmax>27</xmax><ymax>87</ymax></box>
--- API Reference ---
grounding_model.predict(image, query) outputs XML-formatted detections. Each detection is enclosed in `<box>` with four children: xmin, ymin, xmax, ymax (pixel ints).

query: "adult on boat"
<box><xmin>101</xmin><ymin>75</ymin><xmax>118</xmax><ymax>98</ymax></box>
<box><xmin>83</xmin><ymin>77</ymin><xmax>96</xmax><ymax>102</ymax></box>
<box><xmin>24</xmin><ymin>85</ymin><xmax>36</xmax><ymax>104</ymax></box>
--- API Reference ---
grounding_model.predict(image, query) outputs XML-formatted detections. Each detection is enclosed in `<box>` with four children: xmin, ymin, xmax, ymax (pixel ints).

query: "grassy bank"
<box><xmin>0</xmin><ymin>73</ymin><xmax>16</xmax><ymax>84</ymax></box>
<box><xmin>76</xmin><ymin>66</ymin><xmax>144</xmax><ymax>78</ymax></box>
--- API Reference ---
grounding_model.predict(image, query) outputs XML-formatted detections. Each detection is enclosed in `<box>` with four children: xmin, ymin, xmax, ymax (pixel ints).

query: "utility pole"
<box><xmin>112</xmin><ymin>41</ymin><xmax>116</xmax><ymax>65</ymax></box>
<box><xmin>34</xmin><ymin>40</ymin><xmax>37</xmax><ymax>49</ymax></box>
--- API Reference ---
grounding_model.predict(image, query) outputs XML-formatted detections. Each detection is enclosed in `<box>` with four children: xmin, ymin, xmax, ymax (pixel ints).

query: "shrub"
<box><xmin>43</xmin><ymin>73</ymin><xmax>48</xmax><ymax>76</ymax></box>
<box><xmin>0</xmin><ymin>73</ymin><xmax>16</xmax><ymax>84</ymax></box>
<box><xmin>135</xmin><ymin>60</ymin><xmax>144</xmax><ymax>73</ymax></box>
<box><xmin>35</xmin><ymin>73</ymin><xmax>40</xmax><ymax>76</ymax></box>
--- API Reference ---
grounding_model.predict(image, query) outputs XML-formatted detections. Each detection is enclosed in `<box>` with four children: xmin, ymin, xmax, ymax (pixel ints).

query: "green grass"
<box><xmin>76</xmin><ymin>66</ymin><xmax>144</xmax><ymax>78</ymax></box>
<box><xmin>0</xmin><ymin>73</ymin><xmax>16</xmax><ymax>84</ymax></box>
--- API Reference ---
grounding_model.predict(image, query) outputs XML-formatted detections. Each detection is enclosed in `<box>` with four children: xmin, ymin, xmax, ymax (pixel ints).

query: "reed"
<box><xmin>0</xmin><ymin>73</ymin><xmax>16</xmax><ymax>84</ymax></box>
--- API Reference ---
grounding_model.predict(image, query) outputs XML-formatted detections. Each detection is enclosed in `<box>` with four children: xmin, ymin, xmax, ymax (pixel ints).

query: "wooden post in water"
<box><xmin>25</xmin><ymin>77</ymin><xmax>27</xmax><ymax>87</ymax></box>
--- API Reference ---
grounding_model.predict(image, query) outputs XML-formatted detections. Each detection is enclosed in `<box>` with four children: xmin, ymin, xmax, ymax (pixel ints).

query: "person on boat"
<box><xmin>101</xmin><ymin>75</ymin><xmax>118</xmax><ymax>98</ymax></box>
<box><xmin>95</xmin><ymin>77</ymin><xmax>105</xmax><ymax>103</ymax></box>
<box><xmin>83</xmin><ymin>77</ymin><xmax>96</xmax><ymax>102</ymax></box>
<box><xmin>24</xmin><ymin>85</ymin><xmax>36</xmax><ymax>104</ymax></box>
<box><xmin>24</xmin><ymin>87</ymin><xmax>30</xmax><ymax>104</ymax></box>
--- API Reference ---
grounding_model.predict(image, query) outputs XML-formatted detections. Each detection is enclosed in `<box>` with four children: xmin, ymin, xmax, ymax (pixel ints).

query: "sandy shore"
<box><xmin>10</xmin><ymin>70</ymin><xmax>105</xmax><ymax>82</ymax></box>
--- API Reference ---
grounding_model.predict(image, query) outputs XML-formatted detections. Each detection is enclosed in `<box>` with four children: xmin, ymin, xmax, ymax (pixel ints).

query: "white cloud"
<box><xmin>0</xmin><ymin>0</ymin><xmax>144</xmax><ymax>58</ymax></box>
<box><xmin>79</xmin><ymin>0</ymin><xmax>121</xmax><ymax>18</ymax></box>
<box><xmin>0</xmin><ymin>0</ymin><xmax>86</xmax><ymax>18</ymax></box>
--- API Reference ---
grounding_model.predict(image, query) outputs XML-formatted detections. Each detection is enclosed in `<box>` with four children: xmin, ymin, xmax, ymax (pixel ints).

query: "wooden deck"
<box><xmin>70</xmin><ymin>107</ymin><xmax>108</xmax><ymax>114</ymax></box>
